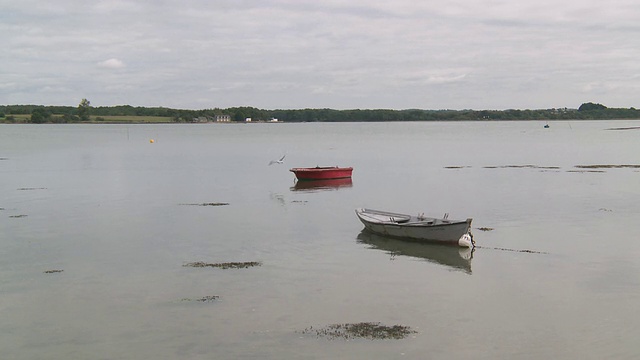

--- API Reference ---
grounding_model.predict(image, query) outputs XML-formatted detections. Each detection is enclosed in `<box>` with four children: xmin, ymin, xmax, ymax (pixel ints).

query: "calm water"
<box><xmin>1</xmin><ymin>121</ymin><xmax>639</xmax><ymax>359</ymax></box>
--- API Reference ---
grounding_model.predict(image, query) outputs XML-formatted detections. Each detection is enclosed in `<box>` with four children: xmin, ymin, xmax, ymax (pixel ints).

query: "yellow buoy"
<box><xmin>150</xmin><ymin>139</ymin><xmax>155</xmax><ymax>143</ymax></box>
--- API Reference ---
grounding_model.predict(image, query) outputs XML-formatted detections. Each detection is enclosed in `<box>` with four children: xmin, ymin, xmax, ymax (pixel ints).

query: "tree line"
<box><xmin>1</xmin><ymin>101</ymin><xmax>639</xmax><ymax>123</ymax></box>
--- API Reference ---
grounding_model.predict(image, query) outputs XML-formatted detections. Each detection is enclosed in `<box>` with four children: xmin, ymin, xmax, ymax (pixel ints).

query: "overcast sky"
<box><xmin>2</xmin><ymin>0</ymin><xmax>639</xmax><ymax>110</ymax></box>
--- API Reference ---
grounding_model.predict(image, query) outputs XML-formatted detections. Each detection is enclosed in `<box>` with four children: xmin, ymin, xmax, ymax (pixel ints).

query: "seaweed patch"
<box><xmin>299</xmin><ymin>322</ymin><xmax>417</xmax><ymax>340</ymax></box>
<box><xmin>476</xmin><ymin>227</ymin><xmax>494</xmax><ymax>231</ymax></box>
<box><xmin>483</xmin><ymin>165</ymin><xmax>560</xmax><ymax>169</ymax></box>
<box><xmin>574</xmin><ymin>164</ymin><xmax>640</xmax><ymax>169</ymax></box>
<box><xmin>566</xmin><ymin>170</ymin><xmax>606</xmax><ymax>173</ymax></box>
<box><xmin>44</xmin><ymin>269</ymin><xmax>63</xmax><ymax>274</ymax></box>
<box><xmin>181</xmin><ymin>295</ymin><xmax>219</xmax><ymax>302</ymax></box>
<box><xmin>605</xmin><ymin>126</ymin><xmax>640</xmax><ymax>131</ymax></box>
<box><xmin>179</xmin><ymin>202</ymin><xmax>229</xmax><ymax>206</ymax></box>
<box><xmin>184</xmin><ymin>261</ymin><xmax>262</xmax><ymax>269</ymax></box>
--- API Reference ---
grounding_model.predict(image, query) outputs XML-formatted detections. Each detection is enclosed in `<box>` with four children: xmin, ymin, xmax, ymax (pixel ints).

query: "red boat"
<box><xmin>289</xmin><ymin>166</ymin><xmax>353</xmax><ymax>180</ymax></box>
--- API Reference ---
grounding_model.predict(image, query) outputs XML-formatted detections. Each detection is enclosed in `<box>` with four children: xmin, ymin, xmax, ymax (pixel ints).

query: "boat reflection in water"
<box><xmin>290</xmin><ymin>177</ymin><xmax>353</xmax><ymax>192</ymax></box>
<box><xmin>356</xmin><ymin>230</ymin><xmax>474</xmax><ymax>274</ymax></box>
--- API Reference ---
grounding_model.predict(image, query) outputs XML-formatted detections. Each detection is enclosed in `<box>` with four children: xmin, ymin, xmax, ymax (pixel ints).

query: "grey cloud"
<box><xmin>1</xmin><ymin>0</ymin><xmax>639</xmax><ymax>110</ymax></box>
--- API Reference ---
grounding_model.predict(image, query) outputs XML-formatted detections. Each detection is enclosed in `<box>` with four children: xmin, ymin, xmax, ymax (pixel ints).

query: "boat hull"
<box><xmin>290</xmin><ymin>167</ymin><xmax>353</xmax><ymax>180</ymax></box>
<box><xmin>355</xmin><ymin>208</ymin><xmax>473</xmax><ymax>247</ymax></box>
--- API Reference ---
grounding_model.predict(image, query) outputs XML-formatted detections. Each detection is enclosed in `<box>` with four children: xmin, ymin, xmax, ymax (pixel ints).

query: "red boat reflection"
<box><xmin>291</xmin><ymin>177</ymin><xmax>353</xmax><ymax>191</ymax></box>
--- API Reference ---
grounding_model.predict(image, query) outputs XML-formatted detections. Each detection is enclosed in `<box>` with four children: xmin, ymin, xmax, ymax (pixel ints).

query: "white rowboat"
<box><xmin>355</xmin><ymin>208</ymin><xmax>474</xmax><ymax>247</ymax></box>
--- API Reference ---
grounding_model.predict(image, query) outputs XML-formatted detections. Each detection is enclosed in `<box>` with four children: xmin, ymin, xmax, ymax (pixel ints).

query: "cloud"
<box><xmin>2</xmin><ymin>0</ymin><xmax>640</xmax><ymax>109</ymax></box>
<box><xmin>98</xmin><ymin>58</ymin><xmax>126</xmax><ymax>69</ymax></box>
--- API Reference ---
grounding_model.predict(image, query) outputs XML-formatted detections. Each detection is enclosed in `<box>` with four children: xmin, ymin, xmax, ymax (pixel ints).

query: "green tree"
<box><xmin>578</xmin><ymin>102</ymin><xmax>607</xmax><ymax>111</ymax></box>
<box><xmin>77</xmin><ymin>98</ymin><xmax>91</xmax><ymax>121</ymax></box>
<box><xmin>30</xmin><ymin>108</ymin><xmax>51</xmax><ymax>123</ymax></box>
<box><xmin>233</xmin><ymin>110</ymin><xmax>246</xmax><ymax>122</ymax></box>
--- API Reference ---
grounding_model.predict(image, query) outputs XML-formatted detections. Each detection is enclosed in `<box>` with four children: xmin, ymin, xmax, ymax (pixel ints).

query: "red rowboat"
<box><xmin>289</xmin><ymin>166</ymin><xmax>353</xmax><ymax>180</ymax></box>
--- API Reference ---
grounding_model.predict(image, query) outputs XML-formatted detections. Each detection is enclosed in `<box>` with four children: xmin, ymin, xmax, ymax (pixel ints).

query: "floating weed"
<box><xmin>566</xmin><ymin>170</ymin><xmax>606</xmax><ymax>173</ymax></box>
<box><xmin>476</xmin><ymin>227</ymin><xmax>494</xmax><ymax>231</ymax></box>
<box><xmin>483</xmin><ymin>165</ymin><xmax>560</xmax><ymax>169</ymax></box>
<box><xmin>605</xmin><ymin>126</ymin><xmax>640</xmax><ymax>131</ymax></box>
<box><xmin>299</xmin><ymin>322</ymin><xmax>416</xmax><ymax>340</ymax></box>
<box><xmin>181</xmin><ymin>295</ymin><xmax>219</xmax><ymax>302</ymax></box>
<box><xmin>446</xmin><ymin>164</ymin><xmax>640</xmax><ymax>171</ymax></box>
<box><xmin>184</xmin><ymin>261</ymin><xmax>262</xmax><ymax>269</ymax></box>
<box><xmin>9</xmin><ymin>214</ymin><xmax>27</xmax><ymax>218</ymax></box>
<box><xmin>44</xmin><ymin>269</ymin><xmax>63</xmax><ymax>274</ymax></box>
<box><xmin>574</xmin><ymin>164</ymin><xmax>640</xmax><ymax>169</ymax></box>
<box><xmin>179</xmin><ymin>202</ymin><xmax>229</xmax><ymax>206</ymax></box>
<box><xmin>17</xmin><ymin>187</ymin><xmax>47</xmax><ymax>191</ymax></box>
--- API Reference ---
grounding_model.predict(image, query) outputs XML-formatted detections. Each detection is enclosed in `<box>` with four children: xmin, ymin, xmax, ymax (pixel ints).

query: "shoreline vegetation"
<box><xmin>1</xmin><ymin>102</ymin><xmax>639</xmax><ymax>124</ymax></box>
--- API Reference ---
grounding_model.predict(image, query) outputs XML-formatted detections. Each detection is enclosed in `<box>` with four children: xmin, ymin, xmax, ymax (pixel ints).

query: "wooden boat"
<box><xmin>289</xmin><ymin>166</ymin><xmax>353</xmax><ymax>180</ymax></box>
<box><xmin>357</xmin><ymin>231</ymin><xmax>473</xmax><ymax>274</ymax></box>
<box><xmin>355</xmin><ymin>208</ymin><xmax>474</xmax><ymax>247</ymax></box>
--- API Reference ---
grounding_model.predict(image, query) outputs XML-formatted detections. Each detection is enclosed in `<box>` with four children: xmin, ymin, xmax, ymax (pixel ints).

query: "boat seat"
<box><xmin>390</xmin><ymin>217</ymin><xmax>410</xmax><ymax>224</ymax></box>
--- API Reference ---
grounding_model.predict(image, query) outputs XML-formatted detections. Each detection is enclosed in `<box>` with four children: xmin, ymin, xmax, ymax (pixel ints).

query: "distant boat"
<box><xmin>289</xmin><ymin>166</ymin><xmax>353</xmax><ymax>181</ymax></box>
<box><xmin>355</xmin><ymin>208</ymin><xmax>474</xmax><ymax>247</ymax></box>
<box><xmin>544</xmin><ymin>122</ymin><xmax>550</xmax><ymax>128</ymax></box>
<box><xmin>357</xmin><ymin>231</ymin><xmax>474</xmax><ymax>274</ymax></box>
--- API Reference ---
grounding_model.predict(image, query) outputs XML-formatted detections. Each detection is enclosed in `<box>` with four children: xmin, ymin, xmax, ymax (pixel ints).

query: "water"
<box><xmin>1</xmin><ymin>121</ymin><xmax>639</xmax><ymax>359</ymax></box>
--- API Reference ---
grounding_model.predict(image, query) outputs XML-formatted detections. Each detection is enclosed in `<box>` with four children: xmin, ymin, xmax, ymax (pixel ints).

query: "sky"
<box><xmin>2</xmin><ymin>0</ymin><xmax>639</xmax><ymax>110</ymax></box>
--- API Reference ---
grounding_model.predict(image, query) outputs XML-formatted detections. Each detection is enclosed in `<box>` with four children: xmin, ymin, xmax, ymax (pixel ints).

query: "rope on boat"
<box><xmin>474</xmin><ymin>245</ymin><xmax>548</xmax><ymax>254</ymax></box>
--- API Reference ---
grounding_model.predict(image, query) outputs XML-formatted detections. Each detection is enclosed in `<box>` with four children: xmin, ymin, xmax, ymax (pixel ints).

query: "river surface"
<box><xmin>1</xmin><ymin>121</ymin><xmax>639</xmax><ymax>359</ymax></box>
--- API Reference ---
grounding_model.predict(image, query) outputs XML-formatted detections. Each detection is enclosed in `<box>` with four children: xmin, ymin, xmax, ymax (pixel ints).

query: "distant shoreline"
<box><xmin>2</xmin><ymin>118</ymin><xmax>640</xmax><ymax>125</ymax></box>
<box><xmin>2</xmin><ymin>102</ymin><xmax>640</xmax><ymax>123</ymax></box>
